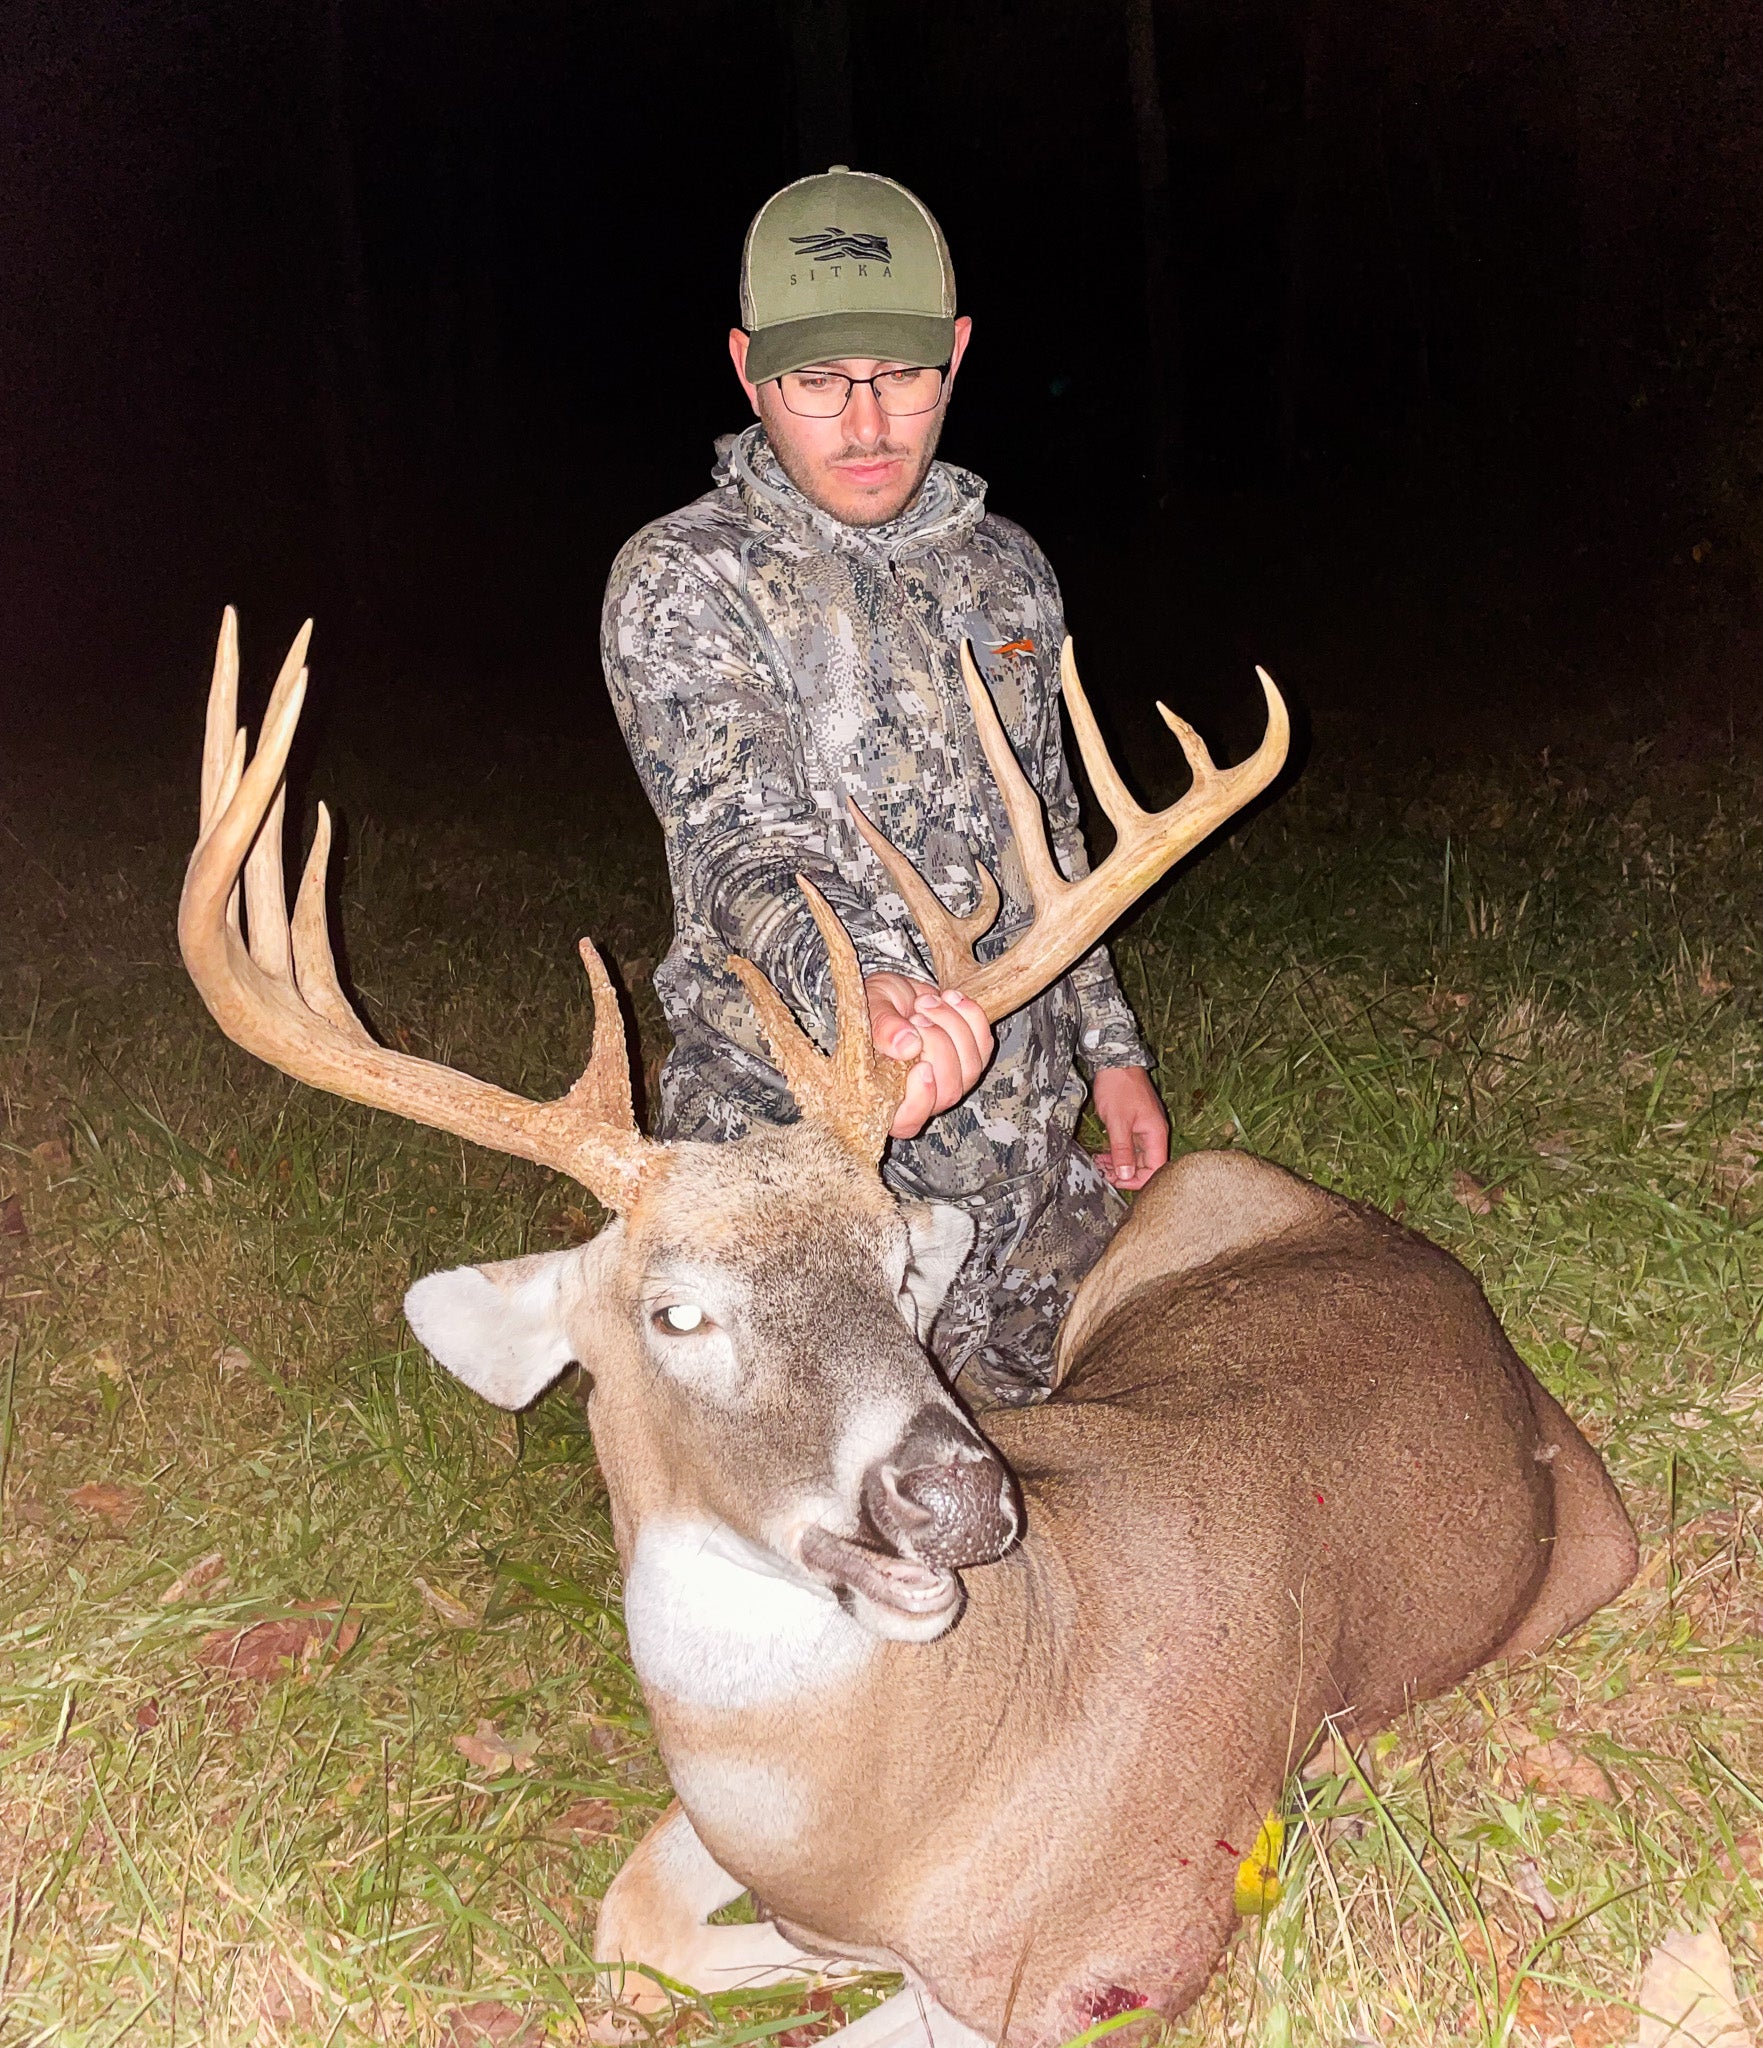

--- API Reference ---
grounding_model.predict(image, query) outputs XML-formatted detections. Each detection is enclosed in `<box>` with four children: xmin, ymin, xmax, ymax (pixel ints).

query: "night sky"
<box><xmin>4</xmin><ymin>0</ymin><xmax>1759</xmax><ymax>767</ymax></box>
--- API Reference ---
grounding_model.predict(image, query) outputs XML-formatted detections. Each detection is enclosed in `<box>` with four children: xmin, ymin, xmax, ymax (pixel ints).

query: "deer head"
<box><xmin>179</xmin><ymin>610</ymin><xmax>1286</xmax><ymax>1644</ymax></box>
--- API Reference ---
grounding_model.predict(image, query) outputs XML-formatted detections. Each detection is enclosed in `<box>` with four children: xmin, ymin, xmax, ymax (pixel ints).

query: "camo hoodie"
<box><xmin>600</xmin><ymin>424</ymin><xmax>1151</xmax><ymax>1398</ymax></box>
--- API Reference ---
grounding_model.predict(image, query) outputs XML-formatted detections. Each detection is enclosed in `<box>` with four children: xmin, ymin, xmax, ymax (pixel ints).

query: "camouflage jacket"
<box><xmin>600</xmin><ymin>424</ymin><xmax>1150</xmax><ymax>1207</ymax></box>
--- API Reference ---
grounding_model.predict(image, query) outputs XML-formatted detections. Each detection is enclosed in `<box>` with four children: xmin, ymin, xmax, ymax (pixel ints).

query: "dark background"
<box><xmin>4</xmin><ymin>0</ymin><xmax>1760</xmax><ymax>784</ymax></box>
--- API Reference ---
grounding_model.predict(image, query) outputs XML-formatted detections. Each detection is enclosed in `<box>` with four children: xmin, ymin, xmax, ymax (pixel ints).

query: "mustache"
<box><xmin>829</xmin><ymin>439</ymin><xmax>913</xmax><ymax>463</ymax></box>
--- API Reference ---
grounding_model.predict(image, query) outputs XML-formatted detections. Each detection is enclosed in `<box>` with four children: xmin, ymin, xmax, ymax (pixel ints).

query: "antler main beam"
<box><xmin>179</xmin><ymin>609</ymin><xmax>652</xmax><ymax>1211</ymax></box>
<box><xmin>850</xmin><ymin>638</ymin><xmax>1288</xmax><ymax>1027</ymax></box>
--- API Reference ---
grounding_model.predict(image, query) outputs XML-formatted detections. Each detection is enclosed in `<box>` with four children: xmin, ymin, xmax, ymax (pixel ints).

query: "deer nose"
<box><xmin>861</xmin><ymin>1405</ymin><xmax>1019</xmax><ymax>1569</ymax></box>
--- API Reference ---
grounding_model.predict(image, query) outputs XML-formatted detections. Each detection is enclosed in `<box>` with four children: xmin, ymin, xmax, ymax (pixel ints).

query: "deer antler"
<box><xmin>179</xmin><ymin>609</ymin><xmax>653</xmax><ymax>1211</ymax></box>
<box><xmin>849</xmin><ymin>637</ymin><xmax>1288</xmax><ymax>1026</ymax></box>
<box><xmin>726</xmin><ymin>880</ymin><xmax>906</xmax><ymax>1162</ymax></box>
<box><xmin>727</xmin><ymin>640</ymin><xmax>1288</xmax><ymax>1166</ymax></box>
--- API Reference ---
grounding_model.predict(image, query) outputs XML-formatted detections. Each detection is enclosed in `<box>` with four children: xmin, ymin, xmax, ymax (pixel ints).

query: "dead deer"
<box><xmin>181</xmin><ymin>609</ymin><xmax>1637</xmax><ymax>2048</ymax></box>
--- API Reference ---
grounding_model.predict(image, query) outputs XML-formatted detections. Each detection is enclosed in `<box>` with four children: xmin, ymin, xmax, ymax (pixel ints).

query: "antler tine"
<box><xmin>958</xmin><ymin>640</ymin><xmax>1069</xmax><ymax>906</ymax></box>
<box><xmin>846</xmin><ymin>799</ymin><xmax>1001</xmax><ymax>993</ymax></box>
<box><xmin>727</xmin><ymin>875</ymin><xmax>906</xmax><ymax>1164</ymax></box>
<box><xmin>839</xmin><ymin>637</ymin><xmax>1288</xmax><ymax>1031</ymax></box>
<box><xmin>180</xmin><ymin>611</ymin><xmax>654</xmax><ymax>1212</ymax></box>
<box><xmin>1057</xmin><ymin>638</ymin><xmax>1148</xmax><ymax>839</ymax></box>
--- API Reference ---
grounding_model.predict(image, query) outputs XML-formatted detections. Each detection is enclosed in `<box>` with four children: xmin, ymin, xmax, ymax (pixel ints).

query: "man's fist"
<box><xmin>1091</xmin><ymin>1065</ymin><xmax>1169</xmax><ymax>1191</ymax></box>
<box><xmin>865</xmin><ymin>974</ymin><xmax>995</xmax><ymax>1140</ymax></box>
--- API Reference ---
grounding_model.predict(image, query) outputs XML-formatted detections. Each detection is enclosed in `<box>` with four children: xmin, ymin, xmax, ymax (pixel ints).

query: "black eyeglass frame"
<box><xmin>770</xmin><ymin>364</ymin><xmax>952</xmax><ymax>419</ymax></box>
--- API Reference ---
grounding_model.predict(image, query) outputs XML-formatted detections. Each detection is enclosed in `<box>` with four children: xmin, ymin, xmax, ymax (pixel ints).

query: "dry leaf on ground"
<box><xmin>0</xmin><ymin>1193</ymin><xmax>28</xmax><ymax>1240</ymax></box>
<box><xmin>161</xmin><ymin>1551</ymin><xmax>228</xmax><ymax>1604</ymax></box>
<box><xmin>258</xmin><ymin>1957</ymin><xmax>317</xmax><ymax>2029</ymax></box>
<box><xmin>1453</xmin><ymin>1169</ymin><xmax>1506</xmax><ymax>1213</ymax></box>
<box><xmin>1511</xmin><ymin>1857</ymin><xmax>1559</xmax><ymax>1921</ymax></box>
<box><xmin>547</xmin><ymin>1797</ymin><xmax>622</xmax><ymax>1844</ymax></box>
<box><xmin>1535</xmin><ymin>1131</ymin><xmax>1575</xmax><ymax>1161</ymax></box>
<box><xmin>1712</xmin><ymin>1133</ymin><xmax>1760</xmax><ymax>1200</ymax></box>
<box><xmin>776</xmin><ymin>1988</ymin><xmax>846</xmax><ymax>2047</ymax></box>
<box><xmin>438</xmin><ymin>1999</ymin><xmax>541</xmax><ymax>2046</ymax></box>
<box><xmin>1516</xmin><ymin>1738</ymin><xmax>1615</xmax><ymax>1801</ymax></box>
<box><xmin>68</xmin><ymin>1480</ymin><xmax>140</xmax><ymax>1531</ymax></box>
<box><xmin>196</xmin><ymin>1603</ymin><xmax>361</xmax><ymax>1681</ymax></box>
<box><xmin>454</xmin><ymin>1718</ymin><xmax>539</xmax><ymax>1776</ymax></box>
<box><xmin>1459</xmin><ymin>1921</ymin><xmax>1628</xmax><ymax>2045</ymax></box>
<box><xmin>30</xmin><ymin>1135</ymin><xmax>71</xmax><ymax>1169</ymax></box>
<box><xmin>91</xmin><ymin>1344</ymin><xmax>125</xmax><ymax>1383</ymax></box>
<box><xmin>134</xmin><ymin>1697</ymin><xmax>160</xmax><ymax>1731</ymax></box>
<box><xmin>414</xmin><ymin>1575</ymin><xmax>481</xmax><ymax>1629</ymax></box>
<box><xmin>215</xmin><ymin>1344</ymin><xmax>253</xmax><ymax>1377</ymax></box>
<box><xmin>1631</xmin><ymin>1926</ymin><xmax>1751</xmax><ymax>2047</ymax></box>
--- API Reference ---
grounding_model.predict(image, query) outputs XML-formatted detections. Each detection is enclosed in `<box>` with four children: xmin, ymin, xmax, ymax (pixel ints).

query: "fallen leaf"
<box><xmin>134</xmin><ymin>1697</ymin><xmax>161</xmax><ymax>1731</ymax></box>
<box><xmin>776</xmin><ymin>1989</ymin><xmax>845</xmax><ymax>2047</ymax></box>
<box><xmin>438</xmin><ymin>2002</ymin><xmax>540</xmax><ymax>2048</ymax></box>
<box><xmin>258</xmin><ymin>1958</ymin><xmax>316</xmax><ymax>2029</ymax></box>
<box><xmin>1235</xmin><ymin>1813</ymin><xmax>1285</xmax><ymax>1915</ymax></box>
<box><xmin>1516</xmin><ymin>1738</ymin><xmax>1614</xmax><ymax>1802</ymax></box>
<box><xmin>547</xmin><ymin>1797</ymin><xmax>622</xmax><ymax>1844</ymax></box>
<box><xmin>197</xmin><ymin>1603</ymin><xmax>361</xmax><ymax>1681</ymax></box>
<box><xmin>550</xmin><ymin>1203</ymin><xmax>596</xmax><ymax>1245</ymax></box>
<box><xmin>1461</xmin><ymin>1921</ymin><xmax>1627</xmax><ymax>2044</ymax></box>
<box><xmin>1712</xmin><ymin>1133</ymin><xmax>1760</xmax><ymax>1200</ymax></box>
<box><xmin>1535</xmin><ymin>1131</ymin><xmax>1575</xmax><ymax>1161</ymax></box>
<box><xmin>454</xmin><ymin>1717</ymin><xmax>538</xmax><ymax>1776</ymax></box>
<box><xmin>1461</xmin><ymin>1919</ymin><xmax>1517</xmax><ymax>1979</ymax></box>
<box><xmin>31</xmin><ymin>1136</ymin><xmax>70</xmax><ymax>1170</ymax></box>
<box><xmin>91</xmin><ymin>1344</ymin><xmax>125</xmax><ymax>1384</ymax></box>
<box><xmin>1511</xmin><ymin>1856</ymin><xmax>1559</xmax><ymax>1921</ymax></box>
<box><xmin>0</xmin><ymin>1193</ymin><xmax>28</xmax><ymax>1240</ymax></box>
<box><xmin>161</xmin><ymin>1551</ymin><xmax>228</xmax><ymax>1604</ymax></box>
<box><xmin>414</xmin><ymin>1576</ymin><xmax>481</xmax><ymax>1629</ymax></box>
<box><xmin>1453</xmin><ymin>1169</ymin><xmax>1506</xmax><ymax>1214</ymax></box>
<box><xmin>225</xmin><ymin>1146</ymin><xmax>244</xmax><ymax>1174</ymax></box>
<box><xmin>1632</xmin><ymin>1925</ymin><xmax>1751</xmax><ymax>2047</ymax></box>
<box><xmin>68</xmin><ymin>1480</ymin><xmax>140</xmax><ymax>1531</ymax></box>
<box><xmin>215</xmin><ymin>1344</ymin><xmax>253</xmax><ymax>1377</ymax></box>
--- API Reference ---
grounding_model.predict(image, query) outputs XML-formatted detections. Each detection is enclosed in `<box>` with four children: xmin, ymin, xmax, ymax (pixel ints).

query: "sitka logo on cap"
<box><xmin>790</xmin><ymin>228</ymin><xmax>892</xmax><ymax>263</ymax></box>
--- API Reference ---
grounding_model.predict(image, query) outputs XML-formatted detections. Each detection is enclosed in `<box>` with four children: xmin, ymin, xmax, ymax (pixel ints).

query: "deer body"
<box><xmin>559</xmin><ymin>1148</ymin><xmax>1635</xmax><ymax>2047</ymax></box>
<box><xmin>179</xmin><ymin>614</ymin><xmax>1634</xmax><ymax>2046</ymax></box>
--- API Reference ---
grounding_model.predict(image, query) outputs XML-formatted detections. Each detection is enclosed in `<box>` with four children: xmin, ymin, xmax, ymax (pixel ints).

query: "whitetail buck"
<box><xmin>181</xmin><ymin>610</ymin><xmax>1636</xmax><ymax>2048</ymax></box>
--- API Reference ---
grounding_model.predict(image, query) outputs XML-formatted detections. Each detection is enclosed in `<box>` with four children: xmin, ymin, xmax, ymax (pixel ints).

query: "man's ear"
<box><xmin>898</xmin><ymin>1202</ymin><xmax>976</xmax><ymax>1337</ymax></box>
<box><xmin>404</xmin><ymin>1225</ymin><xmax>621</xmax><ymax>1409</ymax></box>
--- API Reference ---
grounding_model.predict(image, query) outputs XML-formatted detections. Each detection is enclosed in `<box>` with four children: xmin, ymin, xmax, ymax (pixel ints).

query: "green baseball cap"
<box><xmin>739</xmin><ymin>167</ymin><xmax>957</xmax><ymax>385</ymax></box>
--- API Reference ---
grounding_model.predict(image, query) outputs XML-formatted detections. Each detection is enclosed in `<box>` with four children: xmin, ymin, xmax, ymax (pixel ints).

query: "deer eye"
<box><xmin>654</xmin><ymin>1303</ymin><xmax>707</xmax><ymax>1335</ymax></box>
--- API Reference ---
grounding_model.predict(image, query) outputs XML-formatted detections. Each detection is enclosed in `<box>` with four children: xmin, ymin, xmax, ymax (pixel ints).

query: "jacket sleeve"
<box><xmin>1022</xmin><ymin>556</ymin><xmax>1154</xmax><ymax>1073</ymax></box>
<box><xmin>601</xmin><ymin>531</ymin><xmax>930</xmax><ymax>1049</ymax></box>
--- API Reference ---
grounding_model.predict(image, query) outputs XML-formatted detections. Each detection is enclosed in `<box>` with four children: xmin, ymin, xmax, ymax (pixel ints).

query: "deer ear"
<box><xmin>898</xmin><ymin>1202</ymin><xmax>976</xmax><ymax>1336</ymax></box>
<box><xmin>404</xmin><ymin>1227</ymin><xmax>620</xmax><ymax>1409</ymax></box>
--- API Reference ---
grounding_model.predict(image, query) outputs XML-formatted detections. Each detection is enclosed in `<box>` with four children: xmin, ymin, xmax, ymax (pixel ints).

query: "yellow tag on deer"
<box><xmin>1234</xmin><ymin>1814</ymin><xmax>1285</xmax><ymax>1915</ymax></box>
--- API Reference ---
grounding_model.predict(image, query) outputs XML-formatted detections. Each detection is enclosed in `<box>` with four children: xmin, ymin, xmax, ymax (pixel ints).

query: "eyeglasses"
<box><xmin>773</xmin><ymin>364</ymin><xmax>949</xmax><ymax>419</ymax></box>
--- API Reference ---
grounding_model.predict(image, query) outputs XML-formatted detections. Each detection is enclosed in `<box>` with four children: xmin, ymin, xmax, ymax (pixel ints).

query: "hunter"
<box><xmin>600</xmin><ymin>167</ymin><xmax>1167</xmax><ymax>1406</ymax></box>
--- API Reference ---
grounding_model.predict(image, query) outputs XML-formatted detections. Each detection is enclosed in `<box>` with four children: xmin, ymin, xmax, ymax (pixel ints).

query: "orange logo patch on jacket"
<box><xmin>992</xmin><ymin>637</ymin><xmax>1036</xmax><ymax>658</ymax></box>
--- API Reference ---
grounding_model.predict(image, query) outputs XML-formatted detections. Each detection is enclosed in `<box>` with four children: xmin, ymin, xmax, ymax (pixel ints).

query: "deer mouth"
<box><xmin>798</xmin><ymin>1524</ymin><xmax>961</xmax><ymax>1623</ymax></box>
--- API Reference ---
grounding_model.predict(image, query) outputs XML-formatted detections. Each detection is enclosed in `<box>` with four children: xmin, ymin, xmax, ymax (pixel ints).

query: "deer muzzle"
<box><xmin>861</xmin><ymin>1404</ymin><xmax>1019</xmax><ymax>1570</ymax></box>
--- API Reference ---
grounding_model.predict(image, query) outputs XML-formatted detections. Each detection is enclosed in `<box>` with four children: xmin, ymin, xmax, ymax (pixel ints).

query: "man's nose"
<box><xmin>842</xmin><ymin>380</ymin><xmax>888</xmax><ymax>442</ymax></box>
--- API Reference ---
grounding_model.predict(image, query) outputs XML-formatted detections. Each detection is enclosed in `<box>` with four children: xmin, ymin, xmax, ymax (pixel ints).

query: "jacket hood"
<box><xmin>712</xmin><ymin>423</ymin><xmax>988</xmax><ymax>561</ymax></box>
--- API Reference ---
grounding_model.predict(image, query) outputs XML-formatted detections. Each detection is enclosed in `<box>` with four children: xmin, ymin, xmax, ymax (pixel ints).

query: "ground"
<box><xmin>3</xmin><ymin>674</ymin><xmax>1761</xmax><ymax>2047</ymax></box>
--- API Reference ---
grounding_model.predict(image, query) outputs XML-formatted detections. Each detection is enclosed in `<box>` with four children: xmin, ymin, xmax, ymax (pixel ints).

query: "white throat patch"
<box><xmin>623</xmin><ymin>1519</ymin><xmax>877</xmax><ymax>1711</ymax></box>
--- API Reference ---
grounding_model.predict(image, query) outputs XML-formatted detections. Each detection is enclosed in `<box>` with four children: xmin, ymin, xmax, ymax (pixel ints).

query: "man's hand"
<box><xmin>1092</xmin><ymin>1065</ymin><xmax>1169</xmax><ymax>1191</ymax></box>
<box><xmin>865</xmin><ymin>974</ymin><xmax>994</xmax><ymax>1141</ymax></box>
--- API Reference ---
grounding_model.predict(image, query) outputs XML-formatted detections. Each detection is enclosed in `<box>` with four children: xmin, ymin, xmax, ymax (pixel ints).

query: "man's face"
<box><xmin>728</xmin><ymin>318</ymin><xmax>973</xmax><ymax>529</ymax></box>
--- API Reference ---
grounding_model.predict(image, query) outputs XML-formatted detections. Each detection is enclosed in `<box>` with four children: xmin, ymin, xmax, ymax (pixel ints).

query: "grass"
<box><xmin>3</xmin><ymin>701</ymin><xmax>1762</xmax><ymax>2046</ymax></box>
